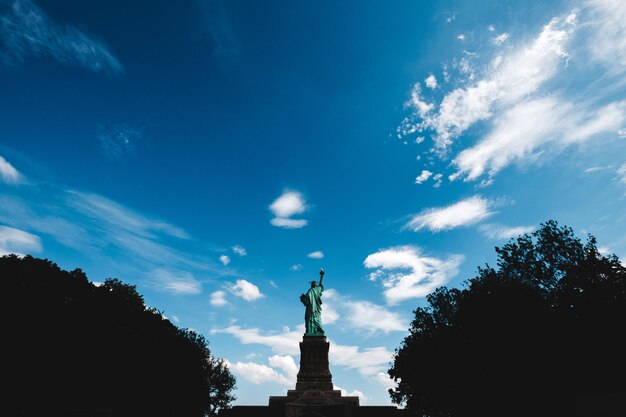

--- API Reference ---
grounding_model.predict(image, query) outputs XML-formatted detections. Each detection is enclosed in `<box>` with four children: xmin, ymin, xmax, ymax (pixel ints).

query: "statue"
<box><xmin>300</xmin><ymin>268</ymin><xmax>325</xmax><ymax>336</ymax></box>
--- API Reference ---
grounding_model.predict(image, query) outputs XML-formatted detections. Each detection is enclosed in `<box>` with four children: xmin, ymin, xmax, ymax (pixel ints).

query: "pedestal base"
<box><xmin>219</xmin><ymin>335</ymin><xmax>406</xmax><ymax>416</ymax></box>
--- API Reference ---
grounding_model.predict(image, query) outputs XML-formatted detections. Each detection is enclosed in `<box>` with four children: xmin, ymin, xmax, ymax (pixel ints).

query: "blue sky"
<box><xmin>1</xmin><ymin>0</ymin><xmax>626</xmax><ymax>405</ymax></box>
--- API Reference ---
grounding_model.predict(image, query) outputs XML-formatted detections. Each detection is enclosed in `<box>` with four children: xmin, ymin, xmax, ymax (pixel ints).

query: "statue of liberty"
<box><xmin>300</xmin><ymin>268</ymin><xmax>325</xmax><ymax>336</ymax></box>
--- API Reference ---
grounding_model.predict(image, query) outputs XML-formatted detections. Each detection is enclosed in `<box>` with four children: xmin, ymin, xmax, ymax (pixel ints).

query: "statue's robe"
<box><xmin>302</xmin><ymin>284</ymin><xmax>324</xmax><ymax>335</ymax></box>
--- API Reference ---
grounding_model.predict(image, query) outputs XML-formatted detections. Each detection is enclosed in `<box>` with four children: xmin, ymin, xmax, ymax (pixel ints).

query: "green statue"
<box><xmin>300</xmin><ymin>268</ymin><xmax>325</xmax><ymax>336</ymax></box>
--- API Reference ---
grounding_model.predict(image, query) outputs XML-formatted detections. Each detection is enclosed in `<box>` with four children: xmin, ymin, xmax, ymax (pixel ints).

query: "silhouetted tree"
<box><xmin>1</xmin><ymin>255</ymin><xmax>235</xmax><ymax>417</ymax></box>
<box><xmin>388</xmin><ymin>221</ymin><xmax>626</xmax><ymax>417</ymax></box>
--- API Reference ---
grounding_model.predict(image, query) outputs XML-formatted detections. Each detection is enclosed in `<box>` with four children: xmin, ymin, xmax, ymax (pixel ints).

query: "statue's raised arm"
<box><xmin>301</xmin><ymin>268</ymin><xmax>325</xmax><ymax>336</ymax></box>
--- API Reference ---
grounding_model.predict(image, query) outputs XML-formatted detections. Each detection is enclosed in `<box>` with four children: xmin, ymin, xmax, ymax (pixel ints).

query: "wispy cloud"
<box><xmin>452</xmin><ymin>98</ymin><xmax>626</xmax><ymax>181</ymax></box>
<box><xmin>0</xmin><ymin>224</ymin><xmax>41</xmax><ymax>256</ymax></box>
<box><xmin>479</xmin><ymin>223</ymin><xmax>535</xmax><ymax>240</ymax></box>
<box><xmin>0</xmin><ymin>0</ymin><xmax>122</xmax><ymax>74</ymax></box>
<box><xmin>0</xmin><ymin>155</ymin><xmax>23</xmax><ymax>184</ymax></box>
<box><xmin>399</xmin><ymin>4</ymin><xmax>626</xmax><ymax>185</ymax></box>
<box><xmin>215</xmin><ymin>323</ymin><xmax>395</xmax><ymax>378</ymax></box>
<box><xmin>269</xmin><ymin>190</ymin><xmax>308</xmax><ymax>229</ymax></box>
<box><xmin>492</xmin><ymin>32</ymin><xmax>509</xmax><ymax>45</ymax></box>
<box><xmin>401</xmin><ymin>12</ymin><xmax>577</xmax><ymax>151</ymax></box>
<box><xmin>198</xmin><ymin>0</ymin><xmax>242</xmax><ymax>70</ymax></box>
<box><xmin>0</xmin><ymin>185</ymin><xmax>221</xmax><ymax>293</ymax></box>
<box><xmin>586</xmin><ymin>0</ymin><xmax>626</xmax><ymax>73</ymax></box>
<box><xmin>617</xmin><ymin>162</ymin><xmax>626</xmax><ymax>184</ymax></box>
<box><xmin>343</xmin><ymin>300</ymin><xmax>407</xmax><ymax>334</ymax></box>
<box><xmin>150</xmin><ymin>268</ymin><xmax>202</xmax><ymax>295</ymax></box>
<box><xmin>270</xmin><ymin>217</ymin><xmax>308</xmax><ymax>229</ymax></box>
<box><xmin>364</xmin><ymin>245</ymin><xmax>463</xmax><ymax>304</ymax></box>
<box><xmin>405</xmin><ymin>195</ymin><xmax>495</xmax><ymax>232</ymax></box>
<box><xmin>97</xmin><ymin>123</ymin><xmax>142</xmax><ymax>161</ymax></box>
<box><xmin>323</xmin><ymin>289</ymin><xmax>405</xmax><ymax>333</ymax></box>
<box><xmin>66</xmin><ymin>190</ymin><xmax>189</xmax><ymax>240</ymax></box>
<box><xmin>211</xmin><ymin>325</ymin><xmax>302</xmax><ymax>355</ymax></box>
<box><xmin>289</xmin><ymin>264</ymin><xmax>302</xmax><ymax>271</ymax></box>
<box><xmin>329</xmin><ymin>343</ymin><xmax>394</xmax><ymax>377</ymax></box>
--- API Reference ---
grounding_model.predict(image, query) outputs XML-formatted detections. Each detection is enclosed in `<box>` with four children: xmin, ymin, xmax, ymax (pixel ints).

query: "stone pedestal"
<box><xmin>296</xmin><ymin>336</ymin><xmax>333</xmax><ymax>391</ymax></box>
<box><xmin>269</xmin><ymin>335</ymin><xmax>359</xmax><ymax>411</ymax></box>
<box><xmin>220</xmin><ymin>335</ymin><xmax>406</xmax><ymax>417</ymax></box>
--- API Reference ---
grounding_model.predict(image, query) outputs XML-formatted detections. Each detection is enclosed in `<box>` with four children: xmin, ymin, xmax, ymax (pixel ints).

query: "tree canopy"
<box><xmin>2</xmin><ymin>255</ymin><xmax>235</xmax><ymax>417</ymax></box>
<box><xmin>388</xmin><ymin>221</ymin><xmax>626</xmax><ymax>417</ymax></box>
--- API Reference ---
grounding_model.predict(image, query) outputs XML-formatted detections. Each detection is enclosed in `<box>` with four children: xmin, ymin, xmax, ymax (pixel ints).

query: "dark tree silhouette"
<box><xmin>388</xmin><ymin>221</ymin><xmax>626</xmax><ymax>417</ymax></box>
<box><xmin>1</xmin><ymin>255</ymin><xmax>235</xmax><ymax>417</ymax></box>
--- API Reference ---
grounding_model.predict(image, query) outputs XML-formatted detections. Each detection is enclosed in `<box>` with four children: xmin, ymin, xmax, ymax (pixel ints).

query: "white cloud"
<box><xmin>211</xmin><ymin>325</ymin><xmax>302</xmax><ymax>355</ymax></box>
<box><xmin>268</xmin><ymin>354</ymin><xmax>298</xmax><ymax>382</ymax></box>
<box><xmin>323</xmin><ymin>289</ymin><xmax>405</xmax><ymax>332</ymax></box>
<box><xmin>479</xmin><ymin>223</ymin><xmax>535</xmax><ymax>240</ymax></box>
<box><xmin>343</xmin><ymin>300</ymin><xmax>407</xmax><ymax>333</ymax></box>
<box><xmin>452</xmin><ymin>98</ymin><xmax>626</xmax><ymax>181</ymax></box>
<box><xmin>320</xmin><ymin>288</ymin><xmax>340</xmax><ymax>325</ymax></box>
<box><xmin>432</xmin><ymin>173</ymin><xmax>443</xmax><ymax>188</ymax></box>
<box><xmin>0</xmin><ymin>0</ymin><xmax>123</xmax><ymax>75</ymax></box>
<box><xmin>225</xmin><ymin>360</ymin><xmax>292</xmax><ymax>386</ymax></box>
<box><xmin>585</xmin><ymin>0</ymin><xmax>626</xmax><ymax>72</ymax></box>
<box><xmin>270</xmin><ymin>217</ymin><xmax>308</xmax><ymax>229</ymax></box>
<box><xmin>229</xmin><ymin>279</ymin><xmax>264</xmax><ymax>301</ymax></box>
<box><xmin>406</xmin><ymin>83</ymin><xmax>434</xmax><ymax>118</ymax></box>
<box><xmin>415</xmin><ymin>170</ymin><xmax>432</xmax><ymax>184</ymax></box>
<box><xmin>334</xmin><ymin>385</ymin><xmax>368</xmax><ymax>403</ymax></box>
<box><xmin>488</xmin><ymin>25</ymin><xmax>496</xmax><ymax>32</ymax></box>
<box><xmin>67</xmin><ymin>190</ymin><xmax>189</xmax><ymax>240</ymax></box>
<box><xmin>401</xmin><ymin>12</ymin><xmax>576</xmax><ymax>151</ymax></box>
<box><xmin>290</xmin><ymin>264</ymin><xmax>302</xmax><ymax>271</ymax></box>
<box><xmin>584</xmin><ymin>165</ymin><xmax>612</xmax><ymax>173</ymax></box>
<box><xmin>307</xmin><ymin>251</ymin><xmax>324</xmax><ymax>259</ymax></box>
<box><xmin>329</xmin><ymin>343</ymin><xmax>394</xmax><ymax>376</ymax></box>
<box><xmin>400</xmin><ymin>6</ymin><xmax>626</xmax><ymax>185</ymax></box>
<box><xmin>405</xmin><ymin>195</ymin><xmax>494</xmax><ymax>232</ymax></box>
<box><xmin>210</xmin><ymin>290</ymin><xmax>228</xmax><ymax>306</ymax></box>
<box><xmin>617</xmin><ymin>162</ymin><xmax>626</xmax><ymax>184</ymax></box>
<box><xmin>492</xmin><ymin>33</ymin><xmax>509</xmax><ymax>45</ymax></box>
<box><xmin>0</xmin><ymin>225</ymin><xmax>42</xmax><ymax>256</ymax></box>
<box><xmin>269</xmin><ymin>190</ymin><xmax>309</xmax><ymax>228</ymax></box>
<box><xmin>0</xmin><ymin>155</ymin><xmax>23</xmax><ymax>184</ymax></box>
<box><xmin>215</xmin><ymin>323</ymin><xmax>394</xmax><ymax>378</ymax></box>
<box><xmin>425</xmin><ymin>74</ymin><xmax>438</xmax><ymax>89</ymax></box>
<box><xmin>150</xmin><ymin>268</ymin><xmax>202</xmax><ymax>295</ymax></box>
<box><xmin>232</xmin><ymin>245</ymin><xmax>247</xmax><ymax>256</ymax></box>
<box><xmin>219</xmin><ymin>255</ymin><xmax>231</xmax><ymax>266</ymax></box>
<box><xmin>374</xmin><ymin>372</ymin><xmax>396</xmax><ymax>390</ymax></box>
<box><xmin>457</xmin><ymin>34</ymin><xmax>465</xmax><ymax>41</ymax></box>
<box><xmin>364</xmin><ymin>245</ymin><xmax>463</xmax><ymax>304</ymax></box>
<box><xmin>269</xmin><ymin>190</ymin><xmax>306</xmax><ymax>217</ymax></box>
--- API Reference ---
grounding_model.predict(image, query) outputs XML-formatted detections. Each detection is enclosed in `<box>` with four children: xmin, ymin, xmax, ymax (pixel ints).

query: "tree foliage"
<box><xmin>388</xmin><ymin>221</ymin><xmax>626</xmax><ymax>416</ymax></box>
<box><xmin>1</xmin><ymin>255</ymin><xmax>235</xmax><ymax>417</ymax></box>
